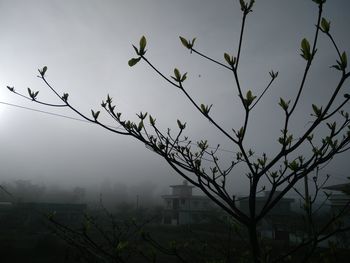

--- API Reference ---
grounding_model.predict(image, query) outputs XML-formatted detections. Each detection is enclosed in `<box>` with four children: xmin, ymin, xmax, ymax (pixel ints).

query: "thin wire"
<box><xmin>0</xmin><ymin>100</ymin><xmax>237</xmax><ymax>154</ymax></box>
<box><xmin>0</xmin><ymin>101</ymin><xmax>122</xmax><ymax>130</ymax></box>
<box><xmin>1</xmin><ymin>101</ymin><xmax>219</xmax><ymax>166</ymax></box>
<box><xmin>0</xmin><ymin>100</ymin><xmax>283</xmax><ymax>167</ymax></box>
<box><xmin>0</xmin><ymin>101</ymin><xmax>91</xmax><ymax>124</ymax></box>
<box><xmin>1</xmin><ymin>100</ymin><xmax>348</xmax><ymax>173</ymax></box>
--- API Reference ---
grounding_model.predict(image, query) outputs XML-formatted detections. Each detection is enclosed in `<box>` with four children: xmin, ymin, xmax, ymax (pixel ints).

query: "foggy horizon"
<box><xmin>1</xmin><ymin>0</ymin><xmax>350</xmax><ymax>201</ymax></box>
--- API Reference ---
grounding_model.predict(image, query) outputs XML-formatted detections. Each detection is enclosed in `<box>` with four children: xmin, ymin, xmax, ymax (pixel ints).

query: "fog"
<box><xmin>0</xmin><ymin>0</ymin><xmax>350</xmax><ymax>201</ymax></box>
<box><xmin>0</xmin><ymin>177</ymin><xmax>165</xmax><ymax>209</ymax></box>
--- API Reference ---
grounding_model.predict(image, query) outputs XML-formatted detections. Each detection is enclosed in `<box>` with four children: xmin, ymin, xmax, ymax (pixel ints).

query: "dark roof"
<box><xmin>169</xmin><ymin>180</ymin><xmax>195</xmax><ymax>188</ymax></box>
<box><xmin>169</xmin><ymin>184</ymin><xmax>195</xmax><ymax>188</ymax></box>
<box><xmin>323</xmin><ymin>183</ymin><xmax>350</xmax><ymax>193</ymax></box>
<box><xmin>161</xmin><ymin>195</ymin><xmax>209</xmax><ymax>200</ymax></box>
<box><xmin>238</xmin><ymin>191</ymin><xmax>295</xmax><ymax>203</ymax></box>
<box><xmin>255</xmin><ymin>196</ymin><xmax>294</xmax><ymax>202</ymax></box>
<box><xmin>239</xmin><ymin>197</ymin><xmax>294</xmax><ymax>204</ymax></box>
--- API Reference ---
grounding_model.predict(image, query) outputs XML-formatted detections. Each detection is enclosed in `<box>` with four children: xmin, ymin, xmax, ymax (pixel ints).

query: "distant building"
<box><xmin>323</xmin><ymin>182</ymin><xmax>350</xmax><ymax>247</ymax></box>
<box><xmin>239</xmin><ymin>191</ymin><xmax>295</xmax><ymax>242</ymax></box>
<box><xmin>324</xmin><ymin>182</ymin><xmax>350</xmax><ymax>214</ymax></box>
<box><xmin>239</xmin><ymin>191</ymin><xmax>294</xmax><ymax>216</ymax></box>
<box><xmin>162</xmin><ymin>181</ymin><xmax>213</xmax><ymax>225</ymax></box>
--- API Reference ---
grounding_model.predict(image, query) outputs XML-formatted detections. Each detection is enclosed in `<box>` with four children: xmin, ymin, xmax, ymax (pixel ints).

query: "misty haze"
<box><xmin>1</xmin><ymin>0</ymin><xmax>350</xmax><ymax>262</ymax></box>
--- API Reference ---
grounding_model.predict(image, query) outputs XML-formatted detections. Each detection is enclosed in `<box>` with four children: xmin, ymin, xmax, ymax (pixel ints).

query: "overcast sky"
<box><xmin>0</xmin><ymin>0</ymin><xmax>349</xmax><ymax>198</ymax></box>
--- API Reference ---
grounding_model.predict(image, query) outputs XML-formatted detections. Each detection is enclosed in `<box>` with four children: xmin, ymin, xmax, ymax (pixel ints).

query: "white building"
<box><xmin>162</xmin><ymin>181</ymin><xmax>212</xmax><ymax>225</ymax></box>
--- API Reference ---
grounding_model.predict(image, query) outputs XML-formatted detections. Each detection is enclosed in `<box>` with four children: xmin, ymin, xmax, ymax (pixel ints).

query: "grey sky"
<box><xmin>0</xmin><ymin>0</ymin><xmax>349</xmax><ymax>197</ymax></box>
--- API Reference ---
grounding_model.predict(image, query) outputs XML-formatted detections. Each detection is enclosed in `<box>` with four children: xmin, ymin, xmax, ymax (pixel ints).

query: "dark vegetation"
<box><xmin>0</xmin><ymin>197</ymin><xmax>349</xmax><ymax>263</ymax></box>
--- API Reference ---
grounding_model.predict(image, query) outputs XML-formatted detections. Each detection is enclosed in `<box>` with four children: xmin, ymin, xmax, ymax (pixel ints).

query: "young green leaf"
<box><xmin>312</xmin><ymin>104</ymin><xmax>322</xmax><ymax>117</ymax></box>
<box><xmin>278</xmin><ymin>137</ymin><xmax>284</xmax><ymax>145</ymax></box>
<box><xmin>239</xmin><ymin>0</ymin><xmax>255</xmax><ymax>13</ymax></box>
<box><xmin>320</xmin><ymin>17</ymin><xmax>330</xmax><ymax>33</ymax></box>
<box><xmin>62</xmin><ymin>93</ymin><xmax>69</xmax><ymax>102</ymax></box>
<box><xmin>341</xmin><ymin>51</ymin><xmax>347</xmax><ymax>69</ymax></box>
<box><xmin>270</xmin><ymin>172</ymin><xmax>278</xmax><ymax>179</ymax></box>
<box><xmin>224</xmin><ymin>53</ymin><xmax>236</xmax><ymax>67</ymax></box>
<box><xmin>6</xmin><ymin>86</ymin><xmax>14</xmax><ymax>92</ymax></box>
<box><xmin>286</xmin><ymin>134</ymin><xmax>293</xmax><ymax>145</ymax></box>
<box><xmin>172</xmin><ymin>68</ymin><xmax>185</xmax><ymax>83</ymax></box>
<box><xmin>39</xmin><ymin>66</ymin><xmax>48</xmax><ymax>77</ymax></box>
<box><xmin>94</xmin><ymin>111</ymin><xmax>100</xmax><ymax>121</ymax></box>
<box><xmin>239</xmin><ymin>0</ymin><xmax>246</xmax><ymax>11</ymax></box>
<box><xmin>91</xmin><ymin>110</ymin><xmax>100</xmax><ymax>121</ymax></box>
<box><xmin>149</xmin><ymin>115</ymin><xmax>156</xmax><ymax>126</ymax></box>
<box><xmin>224</xmin><ymin>53</ymin><xmax>231</xmax><ymax>65</ymax></box>
<box><xmin>158</xmin><ymin>143</ymin><xmax>165</xmax><ymax>150</ymax></box>
<box><xmin>106</xmin><ymin>95</ymin><xmax>113</xmax><ymax>106</ymax></box>
<box><xmin>109</xmin><ymin>104</ymin><xmax>115</xmax><ymax>112</ymax></box>
<box><xmin>137</xmin><ymin>121</ymin><xmax>144</xmax><ymax>132</ymax></box>
<box><xmin>245</xmin><ymin>90</ymin><xmax>256</xmax><ymax>107</ymax></box>
<box><xmin>194</xmin><ymin>159</ymin><xmax>201</xmax><ymax>169</ymax></box>
<box><xmin>200</xmin><ymin>104</ymin><xmax>206</xmax><ymax>113</ymax></box>
<box><xmin>288</xmin><ymin>160</ymin><xmax>299</xmax><ymax>171</ymax></box>
<box><xmin>237</xmin><ymin>127</ymin><xmax>244</xmax><ymax>139</ymax></box>
<box><xmin>125</xmin><ymin>121</ymin><xmax>132</xmax><ymax>129</ymax></box>
<box><xmin>181</xmin><ymin>72</ymin><xmax>187</xmax><ymax>82</ymax></box>
<box><xmin>179</xmin><ymin>36</ymin><xmax>190</xmax><ymax>49</ymax></box>
<box><xmin>132</xmin><ymin>45</ymin><xmax>139</xmax><ymax>56</ymax></box>
<box><xmin>177</xmin><ymin>119</ymin><xmax>186</xmax><ymax>130</ymax></box>
<box><xmin>197</xmin><ymin>140</ymin><xmax>208</xmax><ymax>150</ymax></box>
<box><xmin>128</xmin><ymin>57</ymin><xmax>141</xmax><ymax>67</ymax></box>
<box><xmin>326</xmin><ymin>122</ymin><xmax>336</xmax><ymax>136</ymax></box>
<box><xmin>179</xmin><ymin>36</ymin><xmax>196</xmax><ymax>50</ymax></box>
<box><xmin>174</xmin><ymin>68</ymin><xmax>181</xmax><ymax>80</ymax></box>
<box><xmin>307</xmin><ymin>134</ymin><xmax>314</xmax><ymax>141</ymax></box>
<box><xmin>136</xmin><ymin>112</ymin><xmax>147</xmax><ymax>120</ymax></box>
<box><xmin>200</xmin><ymin>104</ymin><xmax>212</xmax><ymax>115</ymax></box>
<box><xmin>139</xmin><ymin>36</ymin><xmax>147</xmax><ymax>54</ymax></box>
<box><xmin>140</xmin><ymin>36</ymin><xmax>146</xmax><ymax>50</ymax></box>
<box><xmin>279</xmin><ymin>98</ymin><xmax>290</xmax><ymax>111</ymax></box>
<box><xmin>331</xmin><ymin>63</ymin><xmax>341</xmax><ymax>71</ymax></box>
<box><xmin>191</xmin><ymin>38</ymin><xmax>196</xmax><ymax>47</ymax></box>
<box><xmin>269</xmin><ymin>70</ymin><xmax>278</xmax><ymax>79</ymax></box>
<box><xmin>300</xmin><ymin>38</ymin><xmax>311</xmax><ymax>61</ymax></box>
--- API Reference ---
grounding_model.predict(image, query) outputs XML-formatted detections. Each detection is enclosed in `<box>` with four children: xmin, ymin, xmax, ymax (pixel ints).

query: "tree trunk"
<box><xmin>248</xmin><ymin>223</ymin><xmax>261</xmax><ymax>263</ymax></box>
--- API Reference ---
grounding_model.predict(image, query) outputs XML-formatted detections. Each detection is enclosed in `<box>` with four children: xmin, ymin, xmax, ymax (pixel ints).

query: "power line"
<box><xmin>0</xmin><ymin>100</ymin><xmax>123</xmax><ymax>130</ymax></box>
<box><xmin>0</xmin><ymin>101</ymin><xmax>91</xmax><ymax>124</ymax></box>
<box><xmin>1</xmin><ymin>100</ymin><xmax>348</xmax><ymax>173</ymax></box>
<box><xmin>0</xmin><ymin>100</ymin><xmax>239</xmax><ymax>154</ymax></box>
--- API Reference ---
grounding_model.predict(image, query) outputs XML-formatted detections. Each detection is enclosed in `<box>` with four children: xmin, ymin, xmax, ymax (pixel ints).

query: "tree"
<box><xmin>6</xmin><ymin>0</ymin><xmax>350</xmax><ymax>262</ymax></box>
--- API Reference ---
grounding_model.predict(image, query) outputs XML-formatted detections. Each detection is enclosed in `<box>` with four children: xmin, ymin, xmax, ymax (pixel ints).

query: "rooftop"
<box><xmin>324</xmin><ymin>183</ymin><xmax>350</xmax><ymax>194</ymax></box>
<box><xmin>169</xmin><ymin>180</ymin><xmax>195</xmax><ymax>188</ymax></box>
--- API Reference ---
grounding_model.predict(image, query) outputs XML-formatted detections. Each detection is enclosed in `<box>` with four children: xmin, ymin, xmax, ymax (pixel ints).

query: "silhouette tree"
<box><xmin>6</xmin><ymin>0</ymin><xmax>350</xmax><ymax>261</ymax></box>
